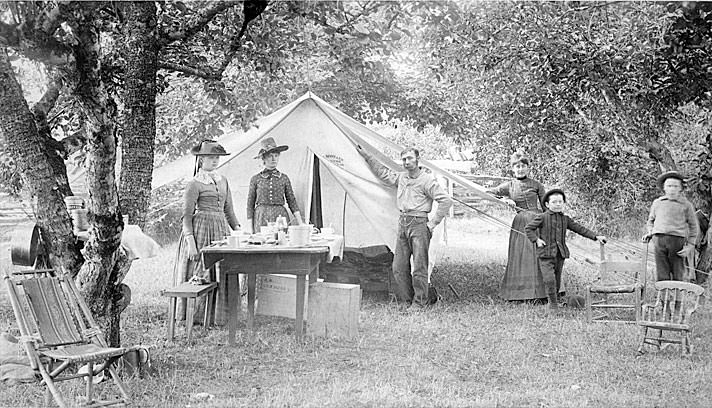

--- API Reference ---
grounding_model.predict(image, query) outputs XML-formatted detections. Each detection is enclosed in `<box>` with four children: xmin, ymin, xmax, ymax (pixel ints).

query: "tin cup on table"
<box><xmin>227</xmin><ymin>234</ymin><xmax>240</xmax><ymax>247</ymax></box>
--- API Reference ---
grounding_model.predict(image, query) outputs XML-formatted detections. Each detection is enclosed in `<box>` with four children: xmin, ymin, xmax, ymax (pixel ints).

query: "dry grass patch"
<box><xmin>1</xmin><ymin>217</ymin><xmax>711</xmax><ymax>407</ymax></box>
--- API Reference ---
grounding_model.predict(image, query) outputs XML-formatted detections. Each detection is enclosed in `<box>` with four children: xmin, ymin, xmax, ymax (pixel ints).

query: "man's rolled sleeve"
<box><xmin>428</xmin><ymin>178</ymin><xmax>452</xmax><ymax>226</ymax></box>
<box><xmin>360</xmin><ymin>149</ymin><xmax>399</xmax><ymax>187</ymax></box>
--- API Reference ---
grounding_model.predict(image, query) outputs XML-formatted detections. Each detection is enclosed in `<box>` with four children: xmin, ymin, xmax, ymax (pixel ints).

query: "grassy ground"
<box><xmin>1</xmin><ymin>216</ymin><xmax>711</xmax><ymax>407</ymax></box>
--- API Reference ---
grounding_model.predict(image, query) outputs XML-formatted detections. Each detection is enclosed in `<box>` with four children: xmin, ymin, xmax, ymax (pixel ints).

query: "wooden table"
<box><xmin>202</xmin><ymin>245</ymin><xmax>329</xmax><ymax>344</ymax></box>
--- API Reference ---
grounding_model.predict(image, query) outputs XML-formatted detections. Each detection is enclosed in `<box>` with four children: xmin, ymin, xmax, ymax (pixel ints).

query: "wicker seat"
<box><xmin>638</xmin><ymin>280</ymin><xmax>704</xmax><ymax>354</ymax></box>
<box><xmin>3</xmin><ymin>269</ymin><xmax>138</xmax><ymax>408</ymax></box>
<box><xmin>585</xmin><ymin>243</ymin><xmax>648</xmax><ymax>323</ymax></box>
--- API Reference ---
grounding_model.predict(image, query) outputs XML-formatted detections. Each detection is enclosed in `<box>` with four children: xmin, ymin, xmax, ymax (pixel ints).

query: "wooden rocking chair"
<box><xmin>3</xmin><ymin>269</ymin><xmax>137</xmax><ymax>408</ymax></box>
<box><xmin>585</xmin><ymin>243</ymin><xmax>648</xmax><ymax>323</ymax></box>
<box><xmin>638</xmin><ymin>280</ymin><xmax>705</xmax><ymax>354</ymax></box>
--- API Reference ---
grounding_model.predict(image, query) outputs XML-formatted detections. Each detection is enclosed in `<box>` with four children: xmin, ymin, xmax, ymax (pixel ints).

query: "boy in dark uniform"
<box><xmin>525</xmin><ymin>189</ymin><xmax>607</xmax><ymax>311</ymax></box>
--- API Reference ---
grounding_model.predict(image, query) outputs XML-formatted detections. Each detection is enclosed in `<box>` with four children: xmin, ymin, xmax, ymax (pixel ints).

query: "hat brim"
<box><xmin>657</xmin><ymin>172</ymin><xmax>685</xmax><ymax>189</ymax></box>
<box><xmin>190</xmin><ymin>146</ymin><xmax>230</xmax><ymax>156</ymax></box>
<box><xmin>255</xmin><ymin>145</ymin><xmax>289</xmax><ymax>159</ymax></box>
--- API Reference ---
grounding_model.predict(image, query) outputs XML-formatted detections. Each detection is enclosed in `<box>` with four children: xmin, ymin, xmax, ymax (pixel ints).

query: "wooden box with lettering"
<box><xmin>256</xmin><ymin>274</ymin><xmax>318</xmax><ymax>319</ymax></box>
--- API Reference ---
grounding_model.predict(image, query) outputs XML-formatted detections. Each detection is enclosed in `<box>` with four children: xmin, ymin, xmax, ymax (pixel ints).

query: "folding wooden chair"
<box><xmin>4</xmin><ymin>269</ymin><xmax>136</xmax><ymax>408</ymax></box>
<box><xmin>638</xmin><ymin>280</ymin><xmax>705</xmax><ymax>354</ymax></box>
<box><xmin>585</xmin><ymin>243</ymin><xmax>648</xmax><ymax>323</ymax></box>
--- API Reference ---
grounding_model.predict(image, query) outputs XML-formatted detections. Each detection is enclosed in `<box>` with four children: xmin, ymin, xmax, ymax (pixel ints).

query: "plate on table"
<box><xmin>312</xmin><ymin>234</ymin><xmax>336</xmax><ymax>242</ymax></box>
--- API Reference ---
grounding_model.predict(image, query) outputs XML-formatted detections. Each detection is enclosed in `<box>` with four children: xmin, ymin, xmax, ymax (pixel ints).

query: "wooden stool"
<box><xmin>163</xmin><ymin>282</ymin><xmax>218</xmax><ymax>342</ymax></box>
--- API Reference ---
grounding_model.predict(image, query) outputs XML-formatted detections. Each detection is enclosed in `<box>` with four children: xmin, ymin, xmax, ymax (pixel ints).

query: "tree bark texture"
<box><xmin>643</xmin><ymin>138</ymin><xmax>677</xmax><ymax>172</ymax></box>
<box><xmin>119</xmin><ymin>1</ymin><xmax>159</xmax><ymax>229</ymax></box>
<box><xmin>66</xmin><ymin>6</ymin><xmax>125</xmax><ymax>347</ymax></box>
<box><xmin>0</xmin><ymin>47</ymin><xmax>83</xmax><ymax>273</ymax></box>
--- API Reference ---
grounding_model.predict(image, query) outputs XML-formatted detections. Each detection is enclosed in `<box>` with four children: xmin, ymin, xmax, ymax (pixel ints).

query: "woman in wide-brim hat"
<box><xmin>173</xmin><ymin>140</ymin><xmax>240</xmax><ymax>320</ymax></box>
<box><xmin>486</xmin><ymin>150</ymin><xmax>551</xmax><ymax>301</ymax></box>
<box><xmin>245</xmin><ymin>137</ymin><xmax>303</xmax><ymax>233</ymax></box>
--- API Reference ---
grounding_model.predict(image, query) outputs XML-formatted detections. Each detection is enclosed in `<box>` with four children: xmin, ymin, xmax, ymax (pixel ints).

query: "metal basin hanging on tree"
<box><xmin>10</xmin><ymin>222</ymin><xmax>40</xmax><ymax>266</ymax></box>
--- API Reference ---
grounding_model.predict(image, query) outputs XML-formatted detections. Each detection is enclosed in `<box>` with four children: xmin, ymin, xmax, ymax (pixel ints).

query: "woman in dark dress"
<box><xmin>246</xmin><ymin>137</ymin><xmax>303</xmax><ymax>233</ymax></box>
<box><xmin>488</xmin><ymin>151</ymin><xmax>549</xmax><ymax>301</ymax></box>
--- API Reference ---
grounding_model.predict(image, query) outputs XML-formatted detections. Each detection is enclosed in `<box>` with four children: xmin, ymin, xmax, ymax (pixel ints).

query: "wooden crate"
<box><xmin>256</xmin><ymin>274</ymin><xmax>319</xmax><ymax>319</ymax></box>
<box><xmin>307</xmin><ymin>282</ymin><xmax>360</xmax><ymax>339</ymax></box>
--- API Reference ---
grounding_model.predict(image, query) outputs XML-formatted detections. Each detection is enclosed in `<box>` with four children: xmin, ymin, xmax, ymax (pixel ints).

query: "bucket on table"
<box><xmin>288</xmin><ymin>225</ymin><xmax>311</xmax><ymax>246</ymax></box>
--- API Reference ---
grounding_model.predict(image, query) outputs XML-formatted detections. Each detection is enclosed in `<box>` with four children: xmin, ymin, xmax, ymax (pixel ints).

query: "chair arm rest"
<box><xmin>640</xmin><ymin>303</ymin><xmax>656</xmax><ymax>319</ymax></box>
<box><xmin>683</xmin><ymin>304</ymin><xmax>700</xmax><ymax>322</ymax></box>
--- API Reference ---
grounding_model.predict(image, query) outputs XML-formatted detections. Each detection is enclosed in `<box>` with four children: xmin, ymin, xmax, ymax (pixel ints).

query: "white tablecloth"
<box><xmin>310</xmin><ymin>234</ymin><xmax>344</xmax><ymax>263</ymax></box>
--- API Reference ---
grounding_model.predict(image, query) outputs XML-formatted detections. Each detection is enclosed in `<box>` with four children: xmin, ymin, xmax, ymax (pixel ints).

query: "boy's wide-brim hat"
<box><xmin>255</xmin><ymin>136</ymin><xmax>289</xmax><ymax>159</ymax></box>
<box><xmin>543</xmin><ymin>188</ymin><xmax>566</xmax><ymax>204</ymax></box>
<box><xmin>657</xmin><ymin>170</ymin><xmax>686</xmax><ymax>189</ymax></box>
<box><xmin>190</xmin><ymin>141</ymin><xmax>229</xmax><ymax>156</ymax></box>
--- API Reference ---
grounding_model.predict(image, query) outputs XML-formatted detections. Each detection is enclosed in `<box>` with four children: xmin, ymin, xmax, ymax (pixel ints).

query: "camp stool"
<box><xmin>162</xmin><ymin>282</ymin><xmax>218</xmax><ymax>342</ymax></box>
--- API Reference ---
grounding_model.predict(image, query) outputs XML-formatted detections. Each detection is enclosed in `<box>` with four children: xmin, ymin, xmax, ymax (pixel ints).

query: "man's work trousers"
<box><xmin>539</xmin><ymin>255</ymin><xmax>565</xmax><ymax>296</ymax></box>
<box><xmin>653</xmin><ymin>234</ymin><xmax>686</xmax><ymax>281</ymax></box>
<box><xmin>393</xmin><ymin>215</ymin><xmax>431</xmax><ymax>306</ymax></box>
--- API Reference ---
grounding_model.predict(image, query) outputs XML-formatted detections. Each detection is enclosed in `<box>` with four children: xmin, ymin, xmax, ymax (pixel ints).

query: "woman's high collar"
<box><xmin>260</xmin><ymin>168</ymin><xmax>281</xmax><ymax>178</ymax></box>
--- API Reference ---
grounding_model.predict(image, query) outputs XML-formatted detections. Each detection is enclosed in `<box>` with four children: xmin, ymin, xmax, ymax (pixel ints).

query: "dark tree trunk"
<box><xmin>119</xmin><ymin>1</ymin><xmax>159</xmax><ymax>229</ymax></box>
<box><xmin>644</xmin><ymin>138</ymin><xmax>677</xmax><ymax>173</ymax></box>
<box><xmin>66</xmin><ymin>5</ymin><xmax>126</xmax><ymax>347</ymax></box>
<box><xmin>0</xmin><ymin>47</ymin><xmax>83</xmax><ymax>273</ymax></box>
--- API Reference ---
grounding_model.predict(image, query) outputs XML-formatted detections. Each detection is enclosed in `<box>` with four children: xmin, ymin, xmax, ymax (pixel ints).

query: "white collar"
<box><xmin>194</xmin><ymin>169</ymin><xmax>221</xmax><ymax>185</ymax></box>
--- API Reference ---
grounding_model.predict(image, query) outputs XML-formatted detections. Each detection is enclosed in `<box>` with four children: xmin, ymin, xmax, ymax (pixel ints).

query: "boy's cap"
<box><xmin>509</xmin><ymin>150</ymin><xmax>530</xmax><ymax>165</ymax></box>
<box><xmin>657</xmin><ymin>170</ymin><xmax>685</xmax><ymax>189</ymax></box>
<box><xmin>543</xmin><ymin>188</ymin><xmax>566</xmax><ymax>204</ymax></box>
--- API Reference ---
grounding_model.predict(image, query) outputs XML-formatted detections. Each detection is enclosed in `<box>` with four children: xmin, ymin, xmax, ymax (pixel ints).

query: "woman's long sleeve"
<box><xmin>223</xmin><ymin>181</ymin><xmax>240</xmax><ymax>230</ymax></box>
<box><xmin>182</xmin><ymin>182</ymin><xmax>199</xmax><ymax>235</ymax></box>
<box><xmin>489</xmin><ymin>180</ymin><xmax>511</xmax><ymax>197</ymax></box>
<box><xmin>284</xmin><ymin>176</ymin><xmax>301</xmax><ymax>214</ymax></box>
<box><xmin>246</xmin><ymin>175</ymin><xmax>257</xmax><ymax>220</ymax></box>
<box><xmin>536</xmin><ymin>181</ymin><xmax>547</xmax><ymax>210</ymax></box>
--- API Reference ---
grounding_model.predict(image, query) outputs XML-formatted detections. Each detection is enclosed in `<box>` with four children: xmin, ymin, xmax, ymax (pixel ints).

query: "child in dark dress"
<box><xmin>524</xmin><ymin>189</ymin><xmax>607</xmax><ymax>311</ymax></box>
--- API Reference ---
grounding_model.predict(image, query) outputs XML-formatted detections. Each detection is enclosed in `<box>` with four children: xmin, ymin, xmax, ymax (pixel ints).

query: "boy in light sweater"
<box><xmin>642</xmin><ymin>171</ymin><xmax>698</xmax><ymax>282</ymax></box>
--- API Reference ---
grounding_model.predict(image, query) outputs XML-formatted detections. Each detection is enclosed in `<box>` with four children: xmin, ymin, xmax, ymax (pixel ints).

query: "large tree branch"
<box><xmin>0</xmin><ymin>2</ymin><xmax>74</xmax><ymax>65</ymax></box>
<box><xmin>31</xmin><ymin>75</ymin><xmax>62</xmax><ymax>120</ymax></box>
<box><xmin>159</xmin><ymin>61</ymin><xmax>221</xmax><ymax>80</ymax></box>
<box><xmin>218</xmin><ymin>0</ymin><xmax>269</xmax><ymax>75</ymax></box>
<box><xmin>159</xmin><ymin>1</ymin><xmax>237</xmax><ymax>45</ymax></box>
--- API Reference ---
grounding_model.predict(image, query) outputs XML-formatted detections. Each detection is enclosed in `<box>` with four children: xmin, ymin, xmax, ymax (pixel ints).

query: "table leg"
<box><xmin>247</xmin><ymin>273</ymin><xmax>256</xmax><ymax>331</ymax></box>
<box><xmin>167</xmin><ymin>297</ymin><xmax>176</xmax><ymax>341</ymax></box>
<box><xmin>216</xmin><ymin>265</ymin><xmax>227</xmax><ymax>326</ymax></box>
<box><xmin>186</xmin><ymin>298</ymin><xmax>195</xmax><ymax>343</ymax></box>
<box><xmin>204</xmin><ymin>289</ymin><xmax>213</xmax><ymax>328</ymax></box>
<box><xmin>295</xmin><ymin>274</ymin><xmax>306</xmax><ymax>341</ymax></box>
<box><xmin>311</xmin><ymin>259</ymin><xmax>320</xmax><ymax>283</ymax></box>
<box><xmin>228</xmin><ymin>272</ymin><xmax>239</xmax><ymax>346</ymax></box>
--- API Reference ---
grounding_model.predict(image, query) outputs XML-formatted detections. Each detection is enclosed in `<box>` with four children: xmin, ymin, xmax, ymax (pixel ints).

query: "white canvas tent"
<box><xmin>66</xmin><ymin>91</ymin><xmax>502</xmax><ymax>267</ymax></box>
<box><xmin>149</xmin><ymin>92</ymin><xmax>501</xmax><ymax>252</ymax></box>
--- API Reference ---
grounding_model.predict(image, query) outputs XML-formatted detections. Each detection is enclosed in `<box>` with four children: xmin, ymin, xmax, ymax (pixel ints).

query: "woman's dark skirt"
<box><xmin>499</xmin><ymin>210</ymin><xmax>562</xmax><ymax>300</ymax></box>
